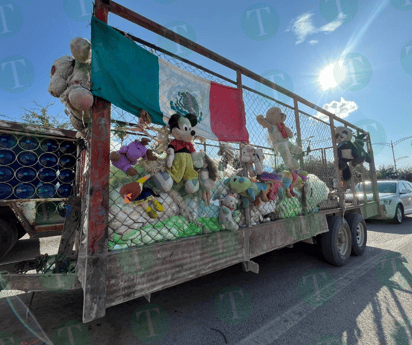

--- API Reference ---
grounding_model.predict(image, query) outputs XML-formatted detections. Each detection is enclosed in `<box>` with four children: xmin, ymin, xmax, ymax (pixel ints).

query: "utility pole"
<box><xmin>391</xmin><ymin>140</ymin><xmax>397</xmax><ymax>175</ymax></box>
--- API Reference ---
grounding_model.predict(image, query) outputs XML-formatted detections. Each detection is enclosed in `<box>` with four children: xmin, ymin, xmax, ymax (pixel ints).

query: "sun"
<box><xmin>318</xmin><ymin>63</ymin><xmax>339</xmax><ymax>91</ymax></box>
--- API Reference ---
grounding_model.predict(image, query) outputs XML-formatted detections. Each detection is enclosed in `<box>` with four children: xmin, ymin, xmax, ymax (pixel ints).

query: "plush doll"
<box><xmin>224</xmin><ymin>176</ymin><xmax>268</xmax><ymax>208</ymax></box>
<box><xmin>257</xmin><ymin>171</ymin><xmax>286</xmax><ymax>201</ymax></box>
<box><xmin>219</xmin><ymin>194</ymin><xmax>239</xmax><ymax>231</ymax></box>
<box><xmin>193</xmin><ymin>152</ymin><xmax>219</xmax><ymax>206</ymax></box>
<box><xmin>241</xmin><ymin>145</ymin><xmax>265</xmax><ymax>178</ymax></box>
<box><xmin>48</xmin><ymin>37</ymin><xmax>93</xmax><ymax>137</ymax></box>
<box><xmin>119</xmin><ymin>176</ymin><xmax>164</xmax><ymax>219</ymax></box>
<box><xmin>109</xmin><ymin>137</ymin><xmax>157</xmax><ymax>176</ymax></box>
<box><xmin>335</xmin><ymin>127</ymin><xmax>372</xmax><ymax>181</ymax></box>
<box><xmin>256</xmin><ymin>107</ymin><xmax>303</xmax><ymax>170</ymax></box>
<box><xmin>166</xmin><ymin>113</ymin><xmax>202</xmax><ymax>194</ymax></box>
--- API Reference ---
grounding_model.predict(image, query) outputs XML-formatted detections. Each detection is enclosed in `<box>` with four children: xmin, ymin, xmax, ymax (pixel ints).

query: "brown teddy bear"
<box><xmin>256</xmin><ymin>107</ymin><xmax>303</xmax><ymax>170</ymax></box>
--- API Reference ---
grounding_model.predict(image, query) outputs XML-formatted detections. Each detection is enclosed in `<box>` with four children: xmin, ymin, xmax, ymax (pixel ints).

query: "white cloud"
<box><xmin>287</xmin><ymin>12</ymin><xmax>345</xmax><ymax>44</ymax></box>
<box><xmin>309</xmin><ymin>40</ymin><xmax>318</xmax><ymax>45</ymax></box>
<box><xmin>316</xmin><ymin>97</ymin><xmax>358</xmax><ymax>122</ymax></box>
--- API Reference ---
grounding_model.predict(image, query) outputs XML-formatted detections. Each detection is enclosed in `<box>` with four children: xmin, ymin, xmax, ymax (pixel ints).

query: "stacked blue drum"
<box><xmin>0</xmin><ymin>132</ymin><xmax>77</xmax><ymax>200</ymax></box>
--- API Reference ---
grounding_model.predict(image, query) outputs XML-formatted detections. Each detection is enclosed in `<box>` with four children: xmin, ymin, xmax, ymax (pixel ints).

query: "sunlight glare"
<box><xmin>319</xmin><ymin>64</ymin><xmax>339</xmax><ymax>90</ymax></box>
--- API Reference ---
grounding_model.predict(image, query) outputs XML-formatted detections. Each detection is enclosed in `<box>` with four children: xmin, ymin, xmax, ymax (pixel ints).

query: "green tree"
<box><xmin>19</xmin><ymin>101</ymin><xmax>71</xmax><ymax>129</ymax></box>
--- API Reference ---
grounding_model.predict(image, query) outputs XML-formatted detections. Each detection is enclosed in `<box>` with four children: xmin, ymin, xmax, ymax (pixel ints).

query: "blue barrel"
<box><xmin>39</xmin><ymin>153</ymin><xmax>58</xmax><ymax>168</ymax></box>
<box><xmin>17</xmin><ymin>152</ymin><xmax>37</xmax><ymax>166</ymax></box>
<box><xmin>14</xmin><ymin>183</ymin><xmax>36</xmax><ymax>199</ymax></box>
<box><xmin>0</xmin><ymin>133</ymin><xmax>17</xmax><ymax>149</ymax></box>
<box><xmin>58</xmin><ymin>169</ymin><xmax>75</xmax><ymax>183</ymax></box>
<box><xmin>38</xmin><ymin>168</ymin><xmax>57</xmax><ymax>183</ymax></box>
<box><xmin>0</xmin><ymin>149</ymin><xmax>16</xmax><ymax>165</ymax></box>
<box><xmin>40</xmin><ymin>138</ymin><xmax>59</xmax><ymax>152</ymax></box>
<box><xmin>0</xmin><ymin>183</ymin><xmax>13</xmax><ymax>199</ymax></box>
<box><xmin>19</xmin><ymin>136</ymin><xmax>39</xmax><ymax>151</ymax></box>
<box><xmin>57</xmin><ymin>184</ymin><xmax>72</xmax><ymax>198</ymax></box>
<box><xmin>36</xmin><ymin>183</ymin><xmax>56</xmax><ymax>198</ymax></box>
<box><xmin>60</xmin><ymin>140</ymin><xmax>77</xmax><ymax>154</ymax></box>
<box><xmin>15</xmin><ymin>167</ymin><xmax>36</xmax><ymax>183</ymax></box>
<box><xmin>0</xmin><ymin>166</ymin><xmax>13</xmax><ymax>182</ymax></box>
<box><xmin>59</xmin><ymin>154</ymin><xmax>76</xmax><ymax>169</ymax></box>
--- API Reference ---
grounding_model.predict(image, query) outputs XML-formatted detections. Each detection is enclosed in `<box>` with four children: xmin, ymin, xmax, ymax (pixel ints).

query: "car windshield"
<box><xmin>355</xmin><ymin>182</ymin><xmax>397</xmax><ymax>194</ymax></box>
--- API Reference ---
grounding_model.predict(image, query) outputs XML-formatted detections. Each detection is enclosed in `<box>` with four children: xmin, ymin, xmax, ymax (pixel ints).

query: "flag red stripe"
<box><xmin>209</xmin><ymin>82</ymin><xmax>249</xmax><ymax>143</ymax></box>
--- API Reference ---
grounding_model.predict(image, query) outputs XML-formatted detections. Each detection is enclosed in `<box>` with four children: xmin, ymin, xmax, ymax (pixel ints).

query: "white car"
<box><xmin>345</xmin><ymin>180</ymin><xmax>412</xmax><ymax>224</ymax></box>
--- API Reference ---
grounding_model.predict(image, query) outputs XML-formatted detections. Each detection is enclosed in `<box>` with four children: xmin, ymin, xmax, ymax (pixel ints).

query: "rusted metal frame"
<box><xmin>80</xmin><ymin>0</ymin><xmax>111</xmax><ymax>324</ymax></box>
<box><xmin>9</xmin><ymin>202</ymin><xmax>35</xmax><ymax>237</ymax></box>
<box><xmin>329</xmin><ymin>118</ymin><xmax>345</xmax><ymax>216</ymax></box>
<box><xmin>112</xmin><ymin>27</ymin><xmax>237</xmax><ymax>87</ymax></box>
<box><xmin>107</xmin><ymin>1</ymin><xmax>368</xmax><ymax>134</ymax></box>
<box><xmin>365</xmin><ymin>133</ymin><xmax>385</xmax><ymax>217</ymax></box>
<box><xmin>0</xmin><ymin>198</ymin><xmax>67</xmax><ymax>206</ymax></box>
<box><xmin>345</xmin><ymin>125</ymin><xmax>358</xmax><ymax>206</ymax></box>
<box><xmin>293</xmin><ymin>99</ymin><xmax>304</xmax><ymax>170</ymax></box>
<box><xmin>0</xmin><ymin>120</ymin><xmax>77</xmax><ymax>138</ymax></box>
<box><xmin>58</xmin><ymin>196</ymin><xmax>81</xmax><ymax>259</ymax></box>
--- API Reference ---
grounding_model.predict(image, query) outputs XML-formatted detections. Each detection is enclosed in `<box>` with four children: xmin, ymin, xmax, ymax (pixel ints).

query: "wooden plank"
<box><xmin>79</xmin><ymin>0</ymin><xmax>111</xmax><ymax>324</ymax></box>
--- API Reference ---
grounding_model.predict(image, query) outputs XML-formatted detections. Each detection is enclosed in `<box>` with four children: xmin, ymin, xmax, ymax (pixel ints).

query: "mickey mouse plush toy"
<box><xmin>166</xmin><ymin>113</ymin><xmax>203</xmax><ymax>194</ymax></box>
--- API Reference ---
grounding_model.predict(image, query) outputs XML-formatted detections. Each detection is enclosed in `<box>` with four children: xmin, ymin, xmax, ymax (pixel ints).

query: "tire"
<box><xmin>0</xmin><ymin>218</ymin><xmax>18</xmax><ymax>259</ymax></box>
<box><xmin>345</xmin><ymin>213</ymin><xmax>367</xmax><ymax>256</ymax></box>
<box><xmin>322</xmin><ymin>216</ymin><xmax>352</xmax><ymax>266</ymax></box>
<box><xmin>392</xmin><ymin>204</ymin><xmax>403</xmax><ymax>224</ymax></box>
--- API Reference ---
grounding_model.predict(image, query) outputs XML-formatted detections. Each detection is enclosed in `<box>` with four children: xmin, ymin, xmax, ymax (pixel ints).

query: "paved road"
<box><xmin>1</xmin><ymin>216</ymin><xmax>412</xmax><ymax>345</ymax></box>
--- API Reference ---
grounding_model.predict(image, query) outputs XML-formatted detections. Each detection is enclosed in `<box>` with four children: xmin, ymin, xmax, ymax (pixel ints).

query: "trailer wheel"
<box><xmin>322</xmin><ymin>216</ymin><xmax>352</xmax><ymax>266</ymax></box>
<box><xmin>345</xmin><ymin>213</ymin><xmax>367</xmax><ymax>256</ymax></box>
<box><xmin>0</xmin><ymin>219</ymin><xmax>18</xmax><ymax>259</ymax></box>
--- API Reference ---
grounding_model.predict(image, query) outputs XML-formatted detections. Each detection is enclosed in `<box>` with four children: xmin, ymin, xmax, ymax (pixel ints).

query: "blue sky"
<box><xmin>1</xmin><ymin>0</ymin><xmax>411</xmax><ymax>168</ymax></box>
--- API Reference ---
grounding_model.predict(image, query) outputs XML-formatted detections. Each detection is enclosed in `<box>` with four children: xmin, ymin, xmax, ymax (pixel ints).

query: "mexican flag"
<box><xmin>91</xmin><ymin>17</ymin><xmax>249</xmax><ymax>143</ymax></box>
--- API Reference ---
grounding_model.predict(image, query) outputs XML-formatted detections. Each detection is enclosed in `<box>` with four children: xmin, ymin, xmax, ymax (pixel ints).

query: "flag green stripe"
<box><xmin>91</xmin><ymin>17</ymin><xmax>164</xmax><ymax>125</ymax></box>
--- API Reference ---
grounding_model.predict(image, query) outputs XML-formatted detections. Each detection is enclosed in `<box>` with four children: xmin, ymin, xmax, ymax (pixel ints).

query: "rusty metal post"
<box><xmin>293</xmin><ymin>99</ymin><xmax>304</xmax><ymax>171</ymax></box>
<box><xmin>79</xmin><ymin>0</ymin><xmax>111</xmax><ymax>323</ymax></box>
<box><xmin>329</xmin><ymin>118</ymin><xmax>345</xmax><ymax>215</ymax></box>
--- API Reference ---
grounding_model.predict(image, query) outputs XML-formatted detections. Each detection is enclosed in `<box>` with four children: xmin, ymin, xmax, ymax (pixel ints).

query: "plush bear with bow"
<box><xmin>109</xmin><ymin>137</ymin><xmax>157</xmax><ymax>176</ymax></box>
<box><xmin>257</xmin><ymin>107</ymin><xmax>303</xmax><ymax>170</ymax></box>
<box><xmin>166</xmin><ymin>113</ymin><xmax>202</xmax><ymax>194</ymax></box>
<box><xmin>48</xmin><ymin>37</ymin><xmax>93</xmax><ymax>137</ymax></box>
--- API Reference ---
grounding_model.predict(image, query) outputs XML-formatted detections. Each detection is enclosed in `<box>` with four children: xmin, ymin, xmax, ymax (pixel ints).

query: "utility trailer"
<box><xmin>0</xmin><ymin>0</ymin><xmax>385</xmax><ymax>324</ymax></box>
<box><xmin>0</xmin><ymin>121</ymin><xmax>78</xmax><ymax>258</ymax></box>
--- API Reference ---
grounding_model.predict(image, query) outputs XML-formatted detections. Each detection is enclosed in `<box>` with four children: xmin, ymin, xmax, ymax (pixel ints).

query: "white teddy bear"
<box><xmin>219</xmin><ymin>194</ymin><xmax>239</xmax><ymax>231</ymax></box>
<box><xmin>48</xmin><ymin>37</ymin><xmax>94</xmax><ymax>137</ymax></box>
<box><xmin>241</xmin><ymin>145</ymin><xmax>265</xmax><ymax>178</ymax></box>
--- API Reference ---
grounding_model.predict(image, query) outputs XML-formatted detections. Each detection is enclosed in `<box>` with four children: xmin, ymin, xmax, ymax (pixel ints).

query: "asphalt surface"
<box><xmin>1</xmin><ymin>216</ymin><xmax>412</xmax><ymax>345</ymax></box>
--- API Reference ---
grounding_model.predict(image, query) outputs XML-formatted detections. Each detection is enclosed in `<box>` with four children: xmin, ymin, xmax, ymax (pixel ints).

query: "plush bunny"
<box><xmin>165</xmin><ymin>113</ymin><xmax>202</xmax><ymax>194</ymax></box>
<box><xmin>109</xmin><ymin>137</ymin><xmax>157</xmax><ymax>176</ymax></box>
<box><xmin>241</xmin><ymin>145</ymin><xmax>265</xmax><ymax>178</ymax></box>
<box><xmin>48</xmin><ymin>37</ymin><xmax>93</xmax><ymax>137</ymax></box>
<box><xmin>219</xmin><ymin>194</ymin><xmax>239</xmax><ymax>231</ymax></box>
<box><xmin>193</xmin><ymin>151</ymin><xmax>219</xmax><ymax>206</ymax></box>
<box><xmin>256</xmin><ymin>107</ymin><xmax>303</xmax><ymax>170</ymax></box>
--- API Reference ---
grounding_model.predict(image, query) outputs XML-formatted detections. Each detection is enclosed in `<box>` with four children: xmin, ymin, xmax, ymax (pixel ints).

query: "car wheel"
<box><xmin>393</xmin><ymin>204</ymin><xmax>403</xmax><ymax>224</ymax></box>
<box><xmin>322</xmin><ymin>216</ymin><xmax>352</xmax><ymax>266</ymax></box>
<box><xmin>345</xmin><ymin>213</ymin><xmax>367</xmax><ymax>256</ymax></box>
<box><xmin>0</xmin><ymin>219</ymin><xmax>18</xmax><ymax>259</ymax></box>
